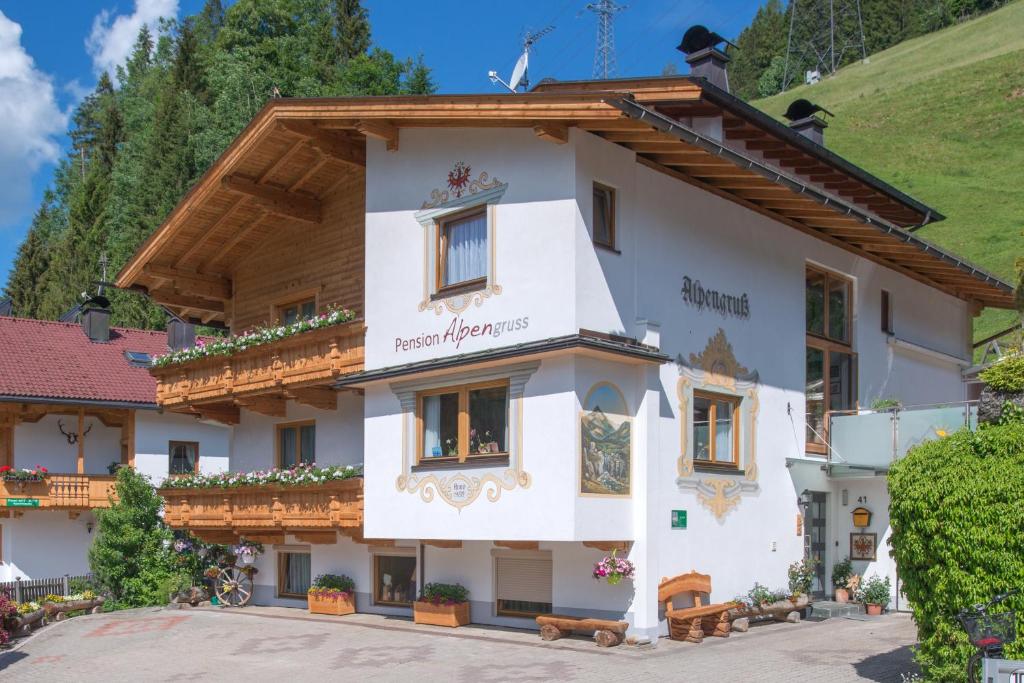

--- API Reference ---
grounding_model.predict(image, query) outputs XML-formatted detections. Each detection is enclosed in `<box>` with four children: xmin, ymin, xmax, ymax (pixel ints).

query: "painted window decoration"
<box><xmin>168</xmin><ymin>441</ymin><xmax>198</xmax><ymax>475</ymax></box>
<box><xmin>278</xmin><ymin>298</ymin><xmax>316</xmax><ymax>325</ymax></box>
<box><xmin>374</xmin><ymin>554</ymin><xmax>417</xmax><ymax>606</ymax></box>
<box><xmin>692</xmin><ymin>392</ymin><xmax>741</xmax><ymax>468</ymax></box>
<box><xmin>592</xmin><ymin>182</ymin><xmax>616</xmax><ymax>249</ymax></box>
<box><xmin>279</xmin><ymin>552</ymin><xmax>311</xmax><ymax>598</ymax></box>
<box><xmin>805</xmin><ymin>266</ymin><xmax>856</xmax><ymax>450</ymax></box>
<box><xmin>438</xmin><ymin>209</ymin><xmax>487</xmax><ymax>291</ymax></box>
<box><xmin>849</xmin><ymin>532</ymin><xmax>877</xmax><ymax>561</ymax></box>
<box><xmin>419</xmin><ymin>381</ymin><xmax>508</xmax><ymax>462</ymax></box>
<box><xmin>580</xmin><ymin>383</ymin><xmax>631</xmax><ymax>497</ymax></box>
<box><xmin>495</xmin><ymin>554</ymin><xmax>553</xmax><ymax>617</ymax></box>
<box><xmin>278</xmin><ymin>422</ymin><xmax>315</xmax><ymax>468</ymax></box>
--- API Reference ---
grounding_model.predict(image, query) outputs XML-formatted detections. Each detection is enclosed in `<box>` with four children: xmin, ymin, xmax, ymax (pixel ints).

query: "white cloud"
<box><xmin>0</xmin><ymin>11</ymin><xmax>68</xmax><ymax>229</ymax></box>
<box><xmin>86</xmin><ymin>0</ymin><xmax>179</xmax><ymax>78</ymax></box>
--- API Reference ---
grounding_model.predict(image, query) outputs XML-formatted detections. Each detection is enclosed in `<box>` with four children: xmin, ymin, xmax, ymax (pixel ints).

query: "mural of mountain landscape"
<box><xmin>580</xmin><ymin>403</ymin><xmax>631</xmax><ymax>497</ymax></box>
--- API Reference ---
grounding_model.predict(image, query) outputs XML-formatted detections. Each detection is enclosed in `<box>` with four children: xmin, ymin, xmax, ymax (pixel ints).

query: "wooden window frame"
<box><xmin>372</xmin><ymin>551</ymin><xmax>417</xmax><ymax>607</ymax></box>
<box><xmin>805</xmin><ymin>339</ymin><xmax>859</xmax><ymax>455</ymax></box>
<box><xmin>435</xmin><ymin>207</ymin><xmax>488</xmax><ymax>296</ymax></box>
<box><xmin>881</xmin><ymin>289</ymin><xmax>894</xmax><ymax>334</ymax></box>
<box><xmin>415</xmin><ymin>379</ymin><xmax>510</xmax><ymax>465</ymax></box>
<box><xmin>168</xmin><ymin>440</ymin><xmax>199</xmax><ymax>476</ymax></box>
<box><xmin>592</xmin><ymin>182</ymin><xmax>616</xmax><ymax>250</ymax></box>
<box><xmin>692</xmin><ymin>390</ymin><xmax>741</xmax><ymax>469</ymax></box>
<box><xmin>269</xmin><ymin>288</ymin><xmax>320</xmax><ymax>326</ymax></box>
<box><xmin>806</xmin><ymin>266</ymin><xmax>853</xmax><ymax>346</ymax></box>
<box><xmin>277</xmin><ymin>551</ymin><xmax>311</xmax><ymax>599</ymax></box>
<box><xmin>275</xmin><ymin>420</ymin><xmax>316</xmax><ymax>468</ymax></box>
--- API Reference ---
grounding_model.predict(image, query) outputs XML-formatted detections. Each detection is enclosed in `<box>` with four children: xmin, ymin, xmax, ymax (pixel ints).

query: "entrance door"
<box><xmin>802</xmin><ymin>491</ymin><xmax>827</xmax><ymax>598</ymax></box>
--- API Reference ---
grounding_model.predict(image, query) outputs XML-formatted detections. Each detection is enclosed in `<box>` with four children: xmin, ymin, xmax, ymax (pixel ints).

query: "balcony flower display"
<box><xmin>151</xmin><ymin>306</ymin><xmax>356</xmax><ymax>368</ymax></box>
<box><xmin>308</xmin><ymin>574</ymin><xmax>356</xmax><ymax>616</ymax></box>
<box><xmin>158</xmin><ymin>463</ymin><xmax>363</xmax><ymax>489</ymax></box>
<box><xmin>232</xmin><ymin>539</ymin><xmax>264</xmax><ymax>565</ymax></box>
<box><xmin>0</xmin><ymin>465</ymin><xmax>47</xmax><ymax>482</ymax></box>
<box><xmin>414</xmin><ymin>583</ymin><xmax>471</xmax><ymax>627</ymax></box>
<box><xmin>592</xmin><ymin>549</ymin><xmax>635</xmax><ymax>585</ymax></box>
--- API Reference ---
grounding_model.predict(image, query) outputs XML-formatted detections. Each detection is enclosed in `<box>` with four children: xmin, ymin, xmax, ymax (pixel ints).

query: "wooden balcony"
<box><xmin>0</xmin><ymin>474</ymin><xmax>117</xmax><ymax>514</ymax></box>
<box><xmin>151</xmin><ymin>321</ymin><xmax>365</xmax><ymax>416</ymax></box>
<box><xmin>160</xmin><ymin>477</ymin><xmax>364</xmax><ymax>545</ymax></box>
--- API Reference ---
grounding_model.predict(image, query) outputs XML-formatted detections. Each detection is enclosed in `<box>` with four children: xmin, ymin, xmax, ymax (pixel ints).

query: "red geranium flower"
<box><xmin>0</xmin><ymin>465</ymin><xmax>11</xmax><ymax>472</ymax></box>
<box><xmin>38</xmin><ymin>466</ymin><xmax>48</xmax><ymax>473</ymax></box>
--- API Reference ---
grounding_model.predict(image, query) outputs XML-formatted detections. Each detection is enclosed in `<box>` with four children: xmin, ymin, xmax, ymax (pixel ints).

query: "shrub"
<box><xmin>89</xmin><ymin>467</ymin><xmax>185</xmax><ymax>608</ymax></box>
<box><xmin>69</xmin><ymin>575</ymin><xmax>102</xmax><ymax>595</ymax></box>
<box><xmin>788</xmin><ymin>558</ymin><xmax>816</xmax><ymax>596</ymax></box>
<box><xmin>308</xmin><ymin>573</ymin><xmax>355</xmax><ymax>599</ymax></box>
<box><xmin>859</xmin><ymin>574</ymin><xmax>892</xmax><ymax>607</ymax></box>
<box><xmin>979</xmin><ymin>354</ymin><xmax>1024</xmax><ymax>392</ymax></box>
<box><xmin>831</xmin><ymin>557</ymin><xmax>854</xmax><ymax>589</ymax></box>
<box><xmin>419</xmin><ymin>582</ymin><xmax>469</xmax><ymax>605</ymax></box>
<box><xmin>889</xmin><ymin>422</ymin><xmax>1024</xmax><ymax>680</ymax></box>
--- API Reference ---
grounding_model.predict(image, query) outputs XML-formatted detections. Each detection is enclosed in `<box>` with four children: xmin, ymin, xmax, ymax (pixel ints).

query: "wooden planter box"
<box><xmin>413</xmin><ymin>600</ymin><xmax>470</xmax><ymax>627</ymax></box>
<box><xmin>728</xmin><ymin>595</ymin><xmax>810</xmax><ymax>621</ymax></box>
<box><xmin>308</xmin><ymin>593</ymin><xmax>355</xmax><ymax>616</ymax></box>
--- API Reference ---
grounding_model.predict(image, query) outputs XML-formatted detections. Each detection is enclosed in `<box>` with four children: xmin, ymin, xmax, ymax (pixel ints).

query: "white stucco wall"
<box><xmin>13</xmin><ymin>414</ymin><xmax>121</xmax><ymax>475</ymax></box>
<box><xmin>0</xmin><ymin>510</ymin><xmax>97</xmax><ymax>581</ymax></box>
<box><xmin>134</xmin><ymin>410</ymin><xmax>231</xmax><ymax>485</ymax></box>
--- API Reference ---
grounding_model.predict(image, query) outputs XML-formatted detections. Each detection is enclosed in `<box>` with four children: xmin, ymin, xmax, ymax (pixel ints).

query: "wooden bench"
<box><xmin>535</xmin><ymin>614</ymin><xmax>629</xmax><ymax>647</ymax></box>
<box><xmin>658</xmin><ymin>571</ymin><xmax>737</xmax><ymax>643</ymax></box>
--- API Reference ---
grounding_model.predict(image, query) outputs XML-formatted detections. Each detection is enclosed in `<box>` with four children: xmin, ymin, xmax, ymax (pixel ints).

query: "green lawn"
<box><xmin>754</xmin><ymin>0</ymin><xmax>1024</xmax><ymax>343</ymax></box>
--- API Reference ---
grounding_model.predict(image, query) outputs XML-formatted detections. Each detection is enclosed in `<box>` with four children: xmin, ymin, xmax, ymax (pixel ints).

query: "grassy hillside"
<box><xmin>755</xmin><ymin>0</ymin><xmax>1024</xmax><ymax>343</ymax></box>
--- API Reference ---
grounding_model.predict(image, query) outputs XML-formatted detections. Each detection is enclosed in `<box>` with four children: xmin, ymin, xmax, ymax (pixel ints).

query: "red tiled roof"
<box><xmin>0</xmin><ymin>317</ymin><xmax>167</xmax><ymax>405</ymax></box>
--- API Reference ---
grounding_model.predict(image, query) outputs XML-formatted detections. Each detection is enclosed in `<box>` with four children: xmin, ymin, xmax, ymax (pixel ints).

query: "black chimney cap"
<box><xmin>677</xmin><ymin>25</ymin><xmax>736</xmax><ymax>55</ymax></box>
<box><xmin>84</xmin><ymin>294</ymin><xmax>111</xmax><ymax>309</ymax></box>
<box><xmin>783</xmin><ymin>98</ymin><xmax>834</xmax><ymax>122</ymax></box>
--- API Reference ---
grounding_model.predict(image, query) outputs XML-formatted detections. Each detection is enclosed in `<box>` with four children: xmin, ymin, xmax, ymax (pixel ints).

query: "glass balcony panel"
<box><xmin>829</xmin><ymin>411</ymin><xmax>895</xmax><ymax>470</ymax></box>
<box><xmin>897</xmin><ymin>404</ymin><xmax>971</xmax><ymax>455</ymax></box>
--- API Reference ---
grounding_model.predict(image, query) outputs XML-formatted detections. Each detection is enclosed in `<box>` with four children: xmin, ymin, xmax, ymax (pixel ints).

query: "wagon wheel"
<box><xmin>216</xmin><ymin>566</ymin><xmax>253</xmax><ymax>607</ymax></box>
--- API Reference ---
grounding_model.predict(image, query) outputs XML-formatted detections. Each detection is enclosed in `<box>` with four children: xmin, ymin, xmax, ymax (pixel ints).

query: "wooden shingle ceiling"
<box><xmin>117</xmin><ymin>81</ymin><xmax>1014</xmax><ymax>323</ymax></box>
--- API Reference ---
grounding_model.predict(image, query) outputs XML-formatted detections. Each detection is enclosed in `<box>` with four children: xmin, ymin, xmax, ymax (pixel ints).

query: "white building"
<box><xmin>0</xmin><ymin>312</ymin><xmax>229</xmax><ymax>581</ymax></box>
<box><xmin>115</xmin><ymin>50</ymin><xmax>1012</xmax><ymax>639</ymax></box>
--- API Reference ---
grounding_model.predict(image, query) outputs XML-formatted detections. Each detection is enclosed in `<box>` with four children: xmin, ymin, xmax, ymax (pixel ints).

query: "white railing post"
<box><xmin>62</xmin><ymin>574</ymin><xmax>70</xmax><ymax>596</ymax></box>
<box><xmin>14</xmin><ymin>577</ymin><xmax>22</xmax><ymax>603</ymax></box>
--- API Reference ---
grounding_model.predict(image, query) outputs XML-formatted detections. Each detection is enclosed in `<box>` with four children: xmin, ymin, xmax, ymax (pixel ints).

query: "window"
<box><xmin>418</xmin><ymin>381</ymin><xmax>509</xmax><ymax>463</ymax></box>
<box><xmin>881</xmin><ymin>290</ymin><xmax>893</xmax><ymax>334</ymax></box>
<box><xmin>277</xmin><ymin>421</ymin><xmax>315</xmax><ymax>468</ymax></box>
<box><xmin>692</xmin><ymin>392</ymin><xmax>740</xmax><ymax>468</ymax></box>
<box><xmin>168</xmin><ymin>441</ymin><xmax>198</xmax><ymax>475</ymax></box>
<box><xmin>806</xmin><ymin>266</ymin><xmax>856</xmax><ymax>451</ymax></box>
<box><xmin>592</xmin><ymin>182</ymin><xmax>616</xmax><ymax>249</ymax></box>
<box><xmin>278</xmin><ymin>551</ymin><xmax>311</xmax><ymax>598</ymax></box>
<box><xmin>495</xmin><ymin>553</ymin><xmax>552</xmax><ymax>617</ymax></box>
<box><xmin>437</xmin><ymin>208</ymin><xmax>487</xmax><ymax>291</ymax></box>
<box><xmin>373</xmin><ymin>553</ymin><xmax>417</xmax><ymax>606</ymax></box>
<box><xmin>277</xmin><ymin>298</ymin><xmax>316</xmax><ymax>325</ymax></box>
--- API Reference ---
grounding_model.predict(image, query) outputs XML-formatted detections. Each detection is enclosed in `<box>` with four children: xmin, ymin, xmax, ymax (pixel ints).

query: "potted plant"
<box><xmin>859</xmin><ymin>574</ymin><xmax>891</xmax><ymax>615</ymax></box>
<box><xmin>592</xmin><ymin>549</ymin><xmax>636</xmax><ymax>585</ymax></box>
<box><xmin>414</xmin><ymin>583</ymin><xmax>470</xmax><ymax>627</ymax></box>
<box><xmin>832</xmin><ymin>557</ymin><xmax>853</xmax><ymax>602</ymax></box>
<box><xmin>0</xmin><ymin>465</ymin><xmax>46</xmax><ymax>484</ymax></box>
<box><xmin>232</xmin><ymin>539</ymin><xmax>263</xmax><ymax>566</ymax></box>
<box><xmin>307</xmin><ymin>574</ymin><xmax>356</xmax><ymax>616</ymax></box>
<box><xmin>788</xmin><ymin>558</ymin><xmax>817</xmax><ymax>603</ymax></box>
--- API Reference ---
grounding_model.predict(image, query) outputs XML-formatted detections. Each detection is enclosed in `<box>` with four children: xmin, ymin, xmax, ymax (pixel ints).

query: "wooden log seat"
<box><xmin>535</xmin><ymin>614</ymin><xmax>629</xmax><ymax>647</ymax></box>
<box><xmin>658</xmin><ymin>571</ymin><xmax>737</xmax><ymax>644</ymax></box>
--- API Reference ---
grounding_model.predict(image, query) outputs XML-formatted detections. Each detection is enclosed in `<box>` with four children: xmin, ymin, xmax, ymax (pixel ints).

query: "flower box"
<box><xmin>413</xmin><ymin>600</ymin><xmax>470</xmax><ymax>627</ymax></box>
<box><xmin>308</xmin><ymin>593</ymin><xmax>355</xmax><ymax>616</ymax></box>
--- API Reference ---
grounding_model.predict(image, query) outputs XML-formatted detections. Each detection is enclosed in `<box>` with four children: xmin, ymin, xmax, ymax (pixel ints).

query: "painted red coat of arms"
<box><xmin>447</xmin><ymin>161</ymin><xmax>472</xmax><ymax>197</ymax></box>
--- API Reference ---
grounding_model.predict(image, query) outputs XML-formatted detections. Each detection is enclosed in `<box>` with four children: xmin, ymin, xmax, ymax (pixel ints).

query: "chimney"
<box><xmin>677</xmin><ymin>25</ymin><xmax>735</xmax><ymax>93</ymax></box>
<box><xmin>167</xmin><ymin>318</ymin><xmax>196</xmax><ymax>352</ymax></box>
<box><xmin>81</xmin><ymin>295</ymin><xmax>111</xmax><ymax>343</ymax></box>
<box><xmin>783</xmin><ymin>99</ymin><xmax>834</xmax><ymax>146</ymax></box>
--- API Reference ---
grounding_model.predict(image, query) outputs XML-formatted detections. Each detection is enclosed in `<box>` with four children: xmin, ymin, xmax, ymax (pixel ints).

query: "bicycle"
<box><xmin>958</xmin><ymin>589</ymin><xmax>1021</xmax><ymax>682</ymax></box>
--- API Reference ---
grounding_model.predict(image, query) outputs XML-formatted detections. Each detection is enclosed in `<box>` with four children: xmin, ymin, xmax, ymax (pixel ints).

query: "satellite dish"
<box><xmin>509</xmin><ymin>51</ymin><xmax>528</xmax><ymax>91</ymax></box>
<box><xmin>677</xmin><ymin>25</ymin><xmax>736</xmax><ymax>55</ymax></box>
<box><xmin>488</xmin><ymin>26</ymin><xmax>554</xmax><ymax>93</ymax></box>
<box><xmin>783</xmin><ymin>98</ymin><xmax>834</xmax><ymax>121</ymax></box>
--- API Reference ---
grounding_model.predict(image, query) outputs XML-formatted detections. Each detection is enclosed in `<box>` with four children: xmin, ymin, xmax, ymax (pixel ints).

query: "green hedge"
<box><xmin>889</xmin><ymin>423</ymin><xmax>1024</xmax><ymax>680</ymax></box>
<box><xmin>978</xmin><ymin>355</ymin><xmax>1024</xmax><ymax>392</ymax></box>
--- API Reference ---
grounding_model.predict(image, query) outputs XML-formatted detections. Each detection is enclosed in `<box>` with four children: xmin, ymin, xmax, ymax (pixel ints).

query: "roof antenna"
<box><xmin>489</xmin><ymin>26</ymin><xmax>555</xmax><ymax>93</ymax></box>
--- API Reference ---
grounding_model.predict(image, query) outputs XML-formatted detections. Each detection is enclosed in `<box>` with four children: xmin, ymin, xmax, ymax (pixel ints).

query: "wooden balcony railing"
<box><xmin>160</xmin><ymin>478</ymin><xmax>364</xmax><ymax>543</ymax></box>
<box><xmin>150</xmin><ymin>321</ymin><xmax>365</xmax><ymax>409</ymax></box>
<box><xmin>0</xmin><ymin>474</ymin><xmax>117</xmax><ymax>511</ymax></box>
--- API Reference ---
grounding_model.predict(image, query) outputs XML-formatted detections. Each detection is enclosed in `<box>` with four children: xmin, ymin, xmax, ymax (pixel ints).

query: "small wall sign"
<box><xmin>671</xmin><ymin>509</ymin><xmax>687</xmax><ymax>529</ymax></box>
<box><xmin>5</xmin><ymin>498</ymin><xmax>40</xmax><ymax>507</ymax></box>
<box><xmin>680</xmin><ymin>276</ymin><xmax>750</xmax><ymax>319</ymax></box>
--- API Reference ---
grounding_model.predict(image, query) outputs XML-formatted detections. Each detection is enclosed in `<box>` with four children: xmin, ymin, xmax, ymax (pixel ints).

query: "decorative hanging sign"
<box><xmin>680</xmin><ymin>276</ymin><xmax>750</xmax><ymax>319</ymax></box>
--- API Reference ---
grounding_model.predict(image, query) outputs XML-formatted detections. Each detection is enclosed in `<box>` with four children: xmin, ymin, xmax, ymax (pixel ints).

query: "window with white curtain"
<box><xmin>438</xmin><ymin>209</ymin><xmax>487</xmax><ymax>290</ymax></box>
<box><xmin>278</xmin><ymin>551</ymin><xmax>311</xmax><ymax>598</ymax></box>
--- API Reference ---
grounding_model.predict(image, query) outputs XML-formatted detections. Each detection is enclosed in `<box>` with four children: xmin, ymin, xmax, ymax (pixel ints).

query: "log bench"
<box><xmin>535</xmin><ymin>614</ymin><xmax>629</xmax><ymax>647</ymax></box>
<box><xmin>659</xmin><ymin>571</ymin><xmax>736</xmax><ymax>644</ymax></box>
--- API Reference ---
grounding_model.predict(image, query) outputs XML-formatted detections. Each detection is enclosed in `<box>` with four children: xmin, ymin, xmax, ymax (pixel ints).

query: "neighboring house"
<box><xmin>0</xmin><ymin>306</ymin><xmax>230</xmax><ymax>581</ymax></box>
<box><xmin>114</xmin><ymin>37</ymin><xmax>1012</xmax><ymax>638</ymax></box>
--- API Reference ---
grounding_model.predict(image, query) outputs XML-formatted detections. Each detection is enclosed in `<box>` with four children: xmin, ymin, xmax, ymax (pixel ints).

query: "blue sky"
<box><xmin>0</xmin><ymin>0</ymin><xmax>758</xmax><ymax>288</ymax></box>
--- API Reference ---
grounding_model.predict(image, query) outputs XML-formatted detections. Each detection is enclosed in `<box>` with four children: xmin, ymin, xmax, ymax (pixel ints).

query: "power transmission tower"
<box><xmin>585</xmin><ymin>0</ymin><xmax>627</xmax><ymax>80</ymax></box>
<box><xmin>782</xmin><ymin>0</ymin><xmax>867</xmax><ymax>91</ymax></box>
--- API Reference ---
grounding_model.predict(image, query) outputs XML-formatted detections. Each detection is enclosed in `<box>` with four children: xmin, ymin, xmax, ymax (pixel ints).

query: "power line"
<box><xmin>585</xmin><ymin>0</ymin><xmax>628</xmax><ymax>79</ymax></box>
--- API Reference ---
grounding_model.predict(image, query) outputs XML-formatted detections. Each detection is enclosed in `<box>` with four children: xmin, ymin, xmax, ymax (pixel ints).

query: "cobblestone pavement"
<box><xmin>0</xmin><ymin>606</ymin><xmax>920</xmax><ymax>682</ymax></box>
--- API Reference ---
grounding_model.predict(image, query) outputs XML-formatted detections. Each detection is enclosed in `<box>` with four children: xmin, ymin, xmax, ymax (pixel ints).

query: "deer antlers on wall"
<box><xmin>57</xmin><ymin>419</ymin><xmax>92</xmax><ymax>445</ymax></box>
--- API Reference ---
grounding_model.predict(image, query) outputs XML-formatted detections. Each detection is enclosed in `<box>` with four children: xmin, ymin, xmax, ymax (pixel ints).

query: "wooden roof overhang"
<box><xmin>117</xmin><ymin>84</ymin><xmax>1014</xmax><ymax>317</ymax></box>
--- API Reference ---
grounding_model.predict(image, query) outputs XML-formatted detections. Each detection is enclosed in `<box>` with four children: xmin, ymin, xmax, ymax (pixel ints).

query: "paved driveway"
<box><xmin>0</xmin><ymin>606</ymin><xmax>919</xmax><ymax>682</ymax></box>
